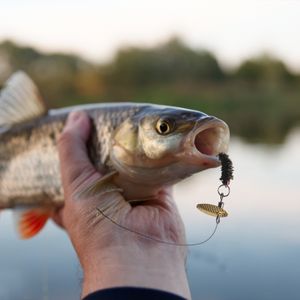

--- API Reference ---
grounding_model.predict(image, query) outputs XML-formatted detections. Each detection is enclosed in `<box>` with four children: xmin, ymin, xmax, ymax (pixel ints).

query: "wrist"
<box><xmin>81</xmin><ymin>244</ymin><xmax>190</xmax><ymax>299</ymax></box>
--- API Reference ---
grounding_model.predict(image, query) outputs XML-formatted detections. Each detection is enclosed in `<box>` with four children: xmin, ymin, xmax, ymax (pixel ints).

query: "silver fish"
<box><xmin>0</xmin><ymin>71</ymin><xmax>230</xmax><ymax>238</ymax></box>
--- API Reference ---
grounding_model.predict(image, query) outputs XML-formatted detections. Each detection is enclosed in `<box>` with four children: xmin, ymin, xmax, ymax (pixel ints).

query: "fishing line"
<box><xmin>96</xmin><ymin>153</ymin><xmax>233</xmax><ymax>247</ymax></box>
<box><xmin>96</xmin><ymin>207</ymin><xmax>219</xmax><ymax>246</ymax></box>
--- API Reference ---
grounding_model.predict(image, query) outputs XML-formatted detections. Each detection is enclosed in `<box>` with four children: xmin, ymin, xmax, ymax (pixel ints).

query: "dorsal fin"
<box><xmin>0</xmin><ymin>71</ymin><xmax>47</xmax><ymax>127</ymax></box>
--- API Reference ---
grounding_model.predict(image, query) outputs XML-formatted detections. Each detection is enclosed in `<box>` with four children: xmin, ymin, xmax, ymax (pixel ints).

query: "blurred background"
<box><xmin>0</xmin><ymin>1</ymin><xmax>299</xmax><ymax>299</ymax></box>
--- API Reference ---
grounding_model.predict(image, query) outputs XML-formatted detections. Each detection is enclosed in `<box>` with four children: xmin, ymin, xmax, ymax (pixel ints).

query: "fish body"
<box><xmin>0</xmin><ymin>72</ymin><xmax>230</xmax><ymax>238</ymax></box>
<box><xmin>0</xmin><ymin>103</ymin><xmax>144</xmax><ymax>208</ymax></box>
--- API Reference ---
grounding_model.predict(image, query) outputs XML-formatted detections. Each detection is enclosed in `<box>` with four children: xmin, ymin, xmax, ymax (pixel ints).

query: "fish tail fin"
<box><xmin>0</xmin><ymin>71</ymin><xmax>47</xmax><ymax>128</ymax></box>
<box><xmin>13</xmin><ymin>207</ymin><xmax>52</xmax><ymax>239</ymax></box>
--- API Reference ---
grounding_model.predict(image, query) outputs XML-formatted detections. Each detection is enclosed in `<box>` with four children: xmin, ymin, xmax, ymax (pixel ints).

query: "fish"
<box><xmin>0</xmin><ymin>71</ymin><xmax>230</xmax><ymax>239</ymax></box>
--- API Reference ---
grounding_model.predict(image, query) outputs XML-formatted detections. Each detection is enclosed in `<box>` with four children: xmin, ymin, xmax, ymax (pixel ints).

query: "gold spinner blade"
<box><xmin>197</xmin><ymin>203</ymin><xmax>228</xmax><ymax>218</ymax></box>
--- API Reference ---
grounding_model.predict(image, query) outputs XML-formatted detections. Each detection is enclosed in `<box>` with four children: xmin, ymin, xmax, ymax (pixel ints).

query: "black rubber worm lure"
<box><xmin>197</xmin><ymin>152</ymin><xmax>234</xmax><ymax>219</ymax></box>
<box><xmin>218</xmin><ymin>153</ymin><xmax>234</xmax><ymax>186</ymax></box>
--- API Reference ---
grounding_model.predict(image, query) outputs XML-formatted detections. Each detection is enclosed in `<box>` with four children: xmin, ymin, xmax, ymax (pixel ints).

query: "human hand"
<box><xmin>53</xmin><ymin>111</ymin><xmax>191</xmax><ymax>299</ymax></box>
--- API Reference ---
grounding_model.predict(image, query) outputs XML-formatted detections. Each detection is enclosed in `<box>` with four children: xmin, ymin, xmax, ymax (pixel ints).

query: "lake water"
<box><xmin>0</xmin><ymin>129</ymin><xmax>299</xmax><ymax>300</ymax></box>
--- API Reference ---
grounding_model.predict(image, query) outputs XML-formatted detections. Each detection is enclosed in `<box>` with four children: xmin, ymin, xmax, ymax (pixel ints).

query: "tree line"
<box><xmin>0</xmin><ymin>38</ymin><xmax>299</xmax><ymax>144</ymax></box>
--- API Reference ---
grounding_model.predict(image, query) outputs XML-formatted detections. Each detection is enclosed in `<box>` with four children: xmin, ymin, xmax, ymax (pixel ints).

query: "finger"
<box><xmin>160</xmin><ymin>186</ymin><xmax>173</xmax><ymax>199</ymax></box>
<box><xmin>51</xmin><ymin>208</ymin><xmax>65</xmax><ymax>229</ymax></box>
<box><xmin>159</xmin><ymin>186</ymin><xmax>181</xmax><ymax>211</ymax></box>
<box><xmin>140</xmin><ymin>186</ymin><xmax>176</xmax><ymax>211</ymax></box>
<box><xmin>58</xmin><ymin>111</ymin><xmax>98</xmax><ymax>191</ymax></box>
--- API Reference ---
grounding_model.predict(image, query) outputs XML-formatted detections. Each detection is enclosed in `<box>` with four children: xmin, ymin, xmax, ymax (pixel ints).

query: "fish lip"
<box><xmin>180</xmin><ymin>117</ymin><xmax>230</xmax><ymax>168</ymax></box>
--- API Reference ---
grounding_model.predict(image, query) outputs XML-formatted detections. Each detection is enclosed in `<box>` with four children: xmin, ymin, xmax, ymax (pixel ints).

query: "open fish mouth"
<box><xmin>194</xmin><ymin>120</ymin><xmax>229</xmax><ymax>156</ymax></box>
<box><xmin>183</xmin><ymin>117</ymin><xmax>230</xmax><ymax>168</ymax></box>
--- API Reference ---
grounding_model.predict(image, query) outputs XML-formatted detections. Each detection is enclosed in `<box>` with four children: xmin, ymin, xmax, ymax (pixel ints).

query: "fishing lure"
<box><xmin>97</xmin><ymin>152</ymin><xmax>234</xmax><ymax>246</ymax></box>
<box><xmin>197</xmin><ymin>153</ymin><xmax>233</xmax><ymax>223</ymax></box>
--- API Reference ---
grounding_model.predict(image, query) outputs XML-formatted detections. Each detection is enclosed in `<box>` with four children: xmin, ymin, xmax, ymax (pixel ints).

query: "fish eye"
<box><xmin>156</xmin><ymin>119</ymin><xmax>174</xmax><ymax>135</ymax></box>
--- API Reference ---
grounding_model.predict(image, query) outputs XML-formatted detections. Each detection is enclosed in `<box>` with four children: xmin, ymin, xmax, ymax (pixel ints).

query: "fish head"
<box><xmin>111</xmin><ymin>105</ymin><xmax>230</xmax><ymax>187</ymax></box>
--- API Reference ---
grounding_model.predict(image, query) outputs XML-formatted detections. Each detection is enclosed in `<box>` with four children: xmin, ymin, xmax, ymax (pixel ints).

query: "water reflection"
<box><xmin>0</xmin><ymin>217</ymin><xmax>81</xmax><ymax>300</ymax></box>
<box><xmin>0</xmin><ymin>129</ymin><xmax>299</xmax><ymax>300</ymax></box>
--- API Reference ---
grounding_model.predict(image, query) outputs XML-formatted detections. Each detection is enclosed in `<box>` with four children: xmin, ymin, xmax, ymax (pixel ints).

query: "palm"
<box><xmin>108</xmin><ymin>188</ymin><xmax>187</xmax><ymax>246</ymax></box>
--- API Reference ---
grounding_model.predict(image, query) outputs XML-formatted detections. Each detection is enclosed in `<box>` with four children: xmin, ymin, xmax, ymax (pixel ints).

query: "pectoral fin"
<box><xmin>14</xmin><ymin>207</ymin><xmax>51</xmax><ymax>239</ymax></box>
<box><xmin>76</xmin><ymin>171</ymin><xmax>122</xmax><ymax>199</ymax></box>
<box><xmin>128</xmin><ymin>196</ymin><xmax>156</xmax><ymax>204</ymax></box>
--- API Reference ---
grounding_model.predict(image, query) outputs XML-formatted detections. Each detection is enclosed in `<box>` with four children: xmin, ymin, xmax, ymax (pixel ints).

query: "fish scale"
<box><xmin>92</xmin><ymin>106</ymin><xmax>140</xmax><ymax>165</ymax></box>
<box><xmin>0</xmin><ymin>104</ymin><xmax>143</xmax><ymax>208</ymax></box>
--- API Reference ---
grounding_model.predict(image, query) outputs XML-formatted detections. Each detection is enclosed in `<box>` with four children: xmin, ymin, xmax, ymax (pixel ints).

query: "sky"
<box><xmin>0</xmin><ymin>0</ymin><xmax>300</xmax><ymax>71</ymax></box>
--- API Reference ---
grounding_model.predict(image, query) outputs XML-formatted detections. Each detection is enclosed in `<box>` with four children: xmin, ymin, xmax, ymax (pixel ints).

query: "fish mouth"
<box><xmin>183</xmin><ymin>117</ymin><xmax>230</xmax><ymax>168</ymax></box>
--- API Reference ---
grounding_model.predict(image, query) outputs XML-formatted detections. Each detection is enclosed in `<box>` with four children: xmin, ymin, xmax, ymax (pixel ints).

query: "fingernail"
<box><xmin>65</xmin><ymin>111</ymin><xmax>86</xmax><ymax>130</ymax></box>
<box><xmin>64</xmin><ymin>111</ymin><xmax>90</xmax><ymax>139</ymax></box>
<box><xmin>68</xmin><ymin>111</ymin><xmax>83</xmax><ymax>123</ymax></box>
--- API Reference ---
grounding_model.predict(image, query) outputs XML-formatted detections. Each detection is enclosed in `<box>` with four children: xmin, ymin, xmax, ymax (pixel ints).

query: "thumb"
<box><xmin>58</xmin><ymin>111</ymin><xmax>99</xmax><ymax>195</ymax></box>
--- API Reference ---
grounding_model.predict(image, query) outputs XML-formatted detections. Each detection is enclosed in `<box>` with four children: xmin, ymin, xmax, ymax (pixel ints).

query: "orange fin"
<box><xmin>14</xmin><ymin>208</ymin><xmax>51</xmax><ymax>239</ymax></box>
